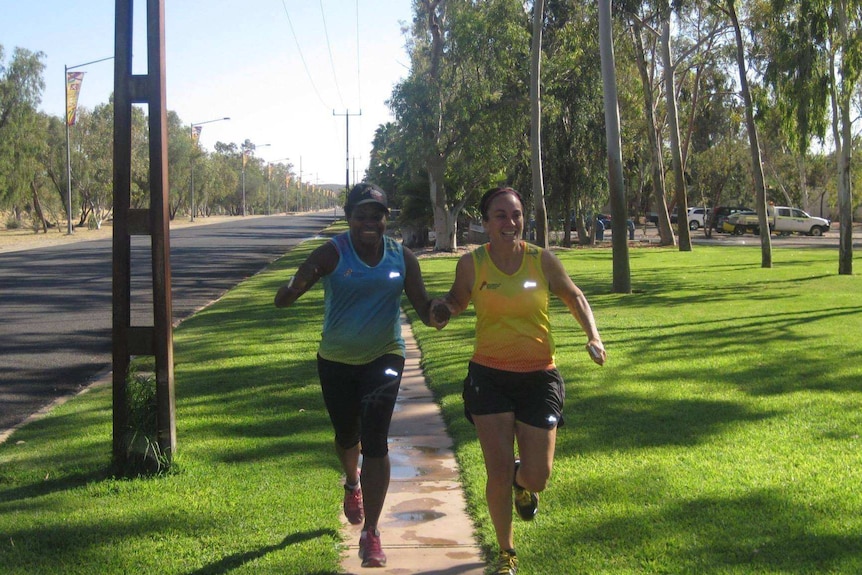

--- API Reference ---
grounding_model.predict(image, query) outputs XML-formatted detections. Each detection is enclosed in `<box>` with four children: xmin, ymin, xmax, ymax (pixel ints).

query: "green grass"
<box><xmin>409</xmin><ymin>246</ymin><xmax>862</xmax><ymax>574</ymax></box>
<box><xmin>1</xmin><ymin>243</ymin><xmax>860</xmax><ymax>574</ymax></box>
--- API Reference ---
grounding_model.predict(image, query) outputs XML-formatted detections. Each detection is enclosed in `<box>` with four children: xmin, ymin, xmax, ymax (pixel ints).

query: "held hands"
<box><xmin>586</xmin><ymin>341</ymin><xmax>607</xmax><ymax>366</ymax></box>
<box><xmin>428</xmin><ymin>298</ymin><xmax>452</xmax><ymax>330</ymax></box>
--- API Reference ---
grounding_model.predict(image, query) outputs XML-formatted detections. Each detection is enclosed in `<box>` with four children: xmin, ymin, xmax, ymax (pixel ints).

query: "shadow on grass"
<box><xmin>556</xmin><ymin>487</ymin><xmax>862</xmax><ymax>573</ymax></box>
<box><xmin>560</xmin><ymin>394</ymin><xmax>777</xmax><ymax>453</ymax></box>
<box><xmin>0</xmin><ymin>468</ymin><xmax>110</xmax><ymax>505</ymax></box>
<box><xmin>186</xmin><ymin>528</ymin><xmax>340</xmax><ymax>575</ymax></box>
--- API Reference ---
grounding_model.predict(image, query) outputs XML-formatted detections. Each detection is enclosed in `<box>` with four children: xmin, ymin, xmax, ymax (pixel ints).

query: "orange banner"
<box><xmin>66</xmin><ymin>72</ymin><xmax>85</xmax><ymax>126</ymax></box>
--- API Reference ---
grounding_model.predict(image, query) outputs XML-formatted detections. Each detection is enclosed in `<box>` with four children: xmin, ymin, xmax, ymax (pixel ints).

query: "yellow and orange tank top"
<box><xmin>470</xmin><ymin>242</ymin><xmax>555</xmax><ymax>372</ymax></box>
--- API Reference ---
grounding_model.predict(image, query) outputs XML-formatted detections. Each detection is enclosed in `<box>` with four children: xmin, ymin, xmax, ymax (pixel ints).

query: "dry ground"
<box><xmin>0</xmin><ymin>215</ymin><xmax>239</xmax><ymax>254</ymax></box>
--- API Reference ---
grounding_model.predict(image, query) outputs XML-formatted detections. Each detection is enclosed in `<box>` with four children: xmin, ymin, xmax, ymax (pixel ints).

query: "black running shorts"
<box><xmin>317</xmin><ymin>353</ymin><xmax>405</xmax><ymax>458</ymax></box>
<box><xmin>462</xmin><ymin>361</ymin><xmax>565</xmax><ymax>429</ymax></box>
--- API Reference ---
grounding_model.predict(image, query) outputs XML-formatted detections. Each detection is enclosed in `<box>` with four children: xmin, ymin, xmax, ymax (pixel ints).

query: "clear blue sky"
<box><xmin>1</xmin><ymin>0</ymin><xmax>415</xmax><ymax>186</ymax></box>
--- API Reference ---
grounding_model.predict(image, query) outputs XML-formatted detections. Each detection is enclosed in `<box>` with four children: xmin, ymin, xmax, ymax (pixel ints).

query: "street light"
<box><xmin>64</xmin><ymin>56</ymin><xmax>113</xmax><ymax>235</ymax></box>
<box><xmin>241</xmin><ymin>142</ymin><xmax>270</xmax><ymax>216</ymax></box>
<box><xmin>189</xmin><ymin>117</ymin><xmax>230</xmax><ymax>221</ymax></box>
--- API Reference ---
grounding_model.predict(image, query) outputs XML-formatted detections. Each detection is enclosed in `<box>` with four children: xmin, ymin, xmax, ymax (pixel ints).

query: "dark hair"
<box><xmin>479</xmin><ymin>187</ymin><xmax>524</xmax><ymax>221</ymax></box>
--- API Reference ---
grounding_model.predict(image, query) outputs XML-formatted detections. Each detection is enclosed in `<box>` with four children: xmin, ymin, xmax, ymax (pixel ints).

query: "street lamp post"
<box><xmin>241</xmin><ymin>142</ymin><xmax>270</xmax><ymax>216</ymax></box>
<box><xmin>64</xmin><ymin>56</ymin><xmax>113</xmax><ymax>235</ymax></box>
<box><xmin>189</xmin><ymin>117</ymin><xmax>230</xmax><ymax>221</ymax></box>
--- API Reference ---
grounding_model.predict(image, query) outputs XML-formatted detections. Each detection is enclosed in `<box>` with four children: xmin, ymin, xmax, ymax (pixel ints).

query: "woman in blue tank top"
<box><xmin>275</xmin><ymin>183</ymin><xmax>448</xmax><ymax>568</ymax></box>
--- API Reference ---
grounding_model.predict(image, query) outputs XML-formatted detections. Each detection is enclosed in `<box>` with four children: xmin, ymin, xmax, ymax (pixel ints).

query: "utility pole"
<box><xmin>333</xmin><ymin>109</ymin><xmax>361</xmax><ymax>193</ymax></box>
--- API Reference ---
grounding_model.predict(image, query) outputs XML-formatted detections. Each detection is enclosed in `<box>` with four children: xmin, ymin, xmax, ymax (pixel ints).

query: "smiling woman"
<box><xmin>272</xmin><ymin>182</ymin><xmax>448</xmax><ymax>569</ymax></box>
<box><xmin>437</xmin><ymin>186</ymin><xmax>607</xmax><ymax>575</ymax></box>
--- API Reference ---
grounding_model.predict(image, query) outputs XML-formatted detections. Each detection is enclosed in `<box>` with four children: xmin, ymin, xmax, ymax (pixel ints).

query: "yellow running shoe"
<box><xmin>513</xmin><ymin>459</ymin><xmax>538</xmax><ymax>521</ymax></box>
<box><xmin>493</xmin><ymin>548</ymin><xmax>518</xmax><ymax>574</ymax></box>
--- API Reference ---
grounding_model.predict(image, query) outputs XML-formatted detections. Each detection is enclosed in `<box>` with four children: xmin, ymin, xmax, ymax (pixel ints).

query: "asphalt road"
<box><xmin>0</xmin><ymin>213</ymin><xmax>336</xmax><ymax>436</ymax></box>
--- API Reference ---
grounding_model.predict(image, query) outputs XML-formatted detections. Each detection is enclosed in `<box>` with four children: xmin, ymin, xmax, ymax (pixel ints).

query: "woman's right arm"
<box><xmin>274</xmin><ymin>241</ymin><xmax>338</xmax><ymax>308</ymax></box>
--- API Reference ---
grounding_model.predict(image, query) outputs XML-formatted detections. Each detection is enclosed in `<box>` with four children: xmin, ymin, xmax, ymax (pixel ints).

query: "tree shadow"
<box><xmin>186</xmin><ymin>528</ymin><xmax>340</xmax><ymax>575</ymax></box>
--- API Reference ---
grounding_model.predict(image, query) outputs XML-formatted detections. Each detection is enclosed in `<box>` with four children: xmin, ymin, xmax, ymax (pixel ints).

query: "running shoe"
<box><xmin>343</xmin><ymin>483</ymin><xmax>364</xmax><ymax>525</ymax></box>
<box><xmin>513</xmin><ymin>459</ymin><xmax>539</xmax><ymax>521</ymax></box>
<box><xmin>358</xmin><ymin>528</ymin><xmax>387</xmax><ymax>568</ymax></box>
<box><xmin>493</xmin><ymin>548</ymin><xmax>518</xmax><ymax>574</ymax></box>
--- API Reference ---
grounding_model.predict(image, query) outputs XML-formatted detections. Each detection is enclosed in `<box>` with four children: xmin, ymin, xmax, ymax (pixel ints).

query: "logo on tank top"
<box><xmin>343</xmin><ymin>268</ymin><xmax>367</xmax><ymax>279</ymax></box>
<box><xmin>478</xmin><ymin>280</ymin><xmax>501</xmax><ymax>290</ymax></box>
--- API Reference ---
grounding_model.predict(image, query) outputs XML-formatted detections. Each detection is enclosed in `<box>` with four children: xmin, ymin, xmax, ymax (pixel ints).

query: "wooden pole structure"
<box><xmin>112</xmin><ymin>0</ymin><xmax>175</xmax><ymax>471</ymax></box>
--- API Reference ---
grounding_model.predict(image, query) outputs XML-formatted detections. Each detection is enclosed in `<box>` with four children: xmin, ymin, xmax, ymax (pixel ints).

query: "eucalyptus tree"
<box><xmin>39</xmin><ymin>114</ymin><xmax>72</xmax><ymax>226</ymax></box>
<box><xmin>542</xmin><ymin>0</ymin><xmax>608</xmax><ymax>246</ymax></box>
<box><xmin>710</xmin><ymin>0</ymin><xmax>772</xmax><ymax>267</ymax></box>
<box><xmin>213</xmin><ymin>142</ymin><xmax>242</xmax><ymax>215</ymax></box>
<box><xmin>622</xmin><ymin>1</ymin><xmax>731</xmax><ymax>249</ymax></box>
<box><xmin>530</xmin><ymin>0</ymin><xmax>549</xmax><ymax>248</ymax></box>
<box><xmin>391</xmin><ymin>0</ymin><xmax>530</xmax><ymax>251</ymax></box>
<box><xmin>624</xmin><ymin>7</ymin><xmax>676</xmax><ymax>245</ymax></box>
<box><xmin>761</xmin><ymin>0</ymin><xmax>859</xmax><ymax>275</ymax></box>
<box><xmin>166</xmin><ymin>111</ymin><xmax>192</xmax><ymax>219</ymax></box>
<box><xmin>598</xmin><ymin>0</ymin><xmax>633</xmax><ymax>292</ymax></box>
<box><xmin>70</xmin><ymin>105</ymin><xmax>112</xmax><ymax>227</ymax></box>
<box><xmin>829</xmin><ymin>0</ymin><xmax>859</xmax><ymax>275</ymax></box>
<box><xmin>755</xmin><ymin>2</ymin><xmax>827</xmax><ymax>212</ymax></box>
<box><xmin>4</xmin><ymin>108</ymin><xmax>53</xmax><ymax>231</ymax></box>
<box><xmin>0</xmin><ymin>45</ymin><xmax>46</xmax><ymax>219</ymax></box>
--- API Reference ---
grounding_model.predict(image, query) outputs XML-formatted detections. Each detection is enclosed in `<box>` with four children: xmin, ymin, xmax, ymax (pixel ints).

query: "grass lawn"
<box><xmin>1</xmin><ymin>241</ymin><xmax>860</xmax><ymax>574</ymax></box>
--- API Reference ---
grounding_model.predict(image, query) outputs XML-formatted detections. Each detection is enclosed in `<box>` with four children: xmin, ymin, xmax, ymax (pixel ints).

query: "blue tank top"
<box><xmin>319</xmin><ymin>232</ymin><xmax>406</xmax><ymax>364</ymax></box>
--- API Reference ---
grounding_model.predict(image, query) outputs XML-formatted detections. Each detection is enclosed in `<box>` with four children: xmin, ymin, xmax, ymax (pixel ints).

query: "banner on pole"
<box><xmin>66</xmin><ymin>72</ymin><xmax>86</xmax><ymax>126</ymax></box>
<box><xmin>191</xmin><ymin>125</ymin><xmax>203</xmax><ymax>145</ymax></box>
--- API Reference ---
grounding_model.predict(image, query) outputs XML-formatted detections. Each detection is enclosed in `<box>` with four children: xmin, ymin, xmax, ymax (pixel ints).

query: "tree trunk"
<box><xmin>835</xmin><ymin>5</ymin><xmax>853</xmax><ymax>275</ymax></box>
<box><xmin>661</xmin><ymin>19</ymin><xmax>691</xmax><ymax>252</ymax></box>
<box><xmin>31</xmin><ymin>181</ymin><xmax>49</xmax><ymax>234</ymax></box>
<box><xmin>631</xmin><ymin>20</ymin><xmax>675</xmax><ymax>247</ymax></box>
<box><xmin>428</xmin><ymin>155</ymin><xmax>456</xmax><ymax>251</ymax></box>
<box><xmin>728</xmin><ymin>0</ymin><xmax>772</xmax><ymax>267</ymax></box>
<box><xmin>530</xmin><ymin>0</ymin><xmax>548</xmax><ymax>248</ymax></box>
<box><xmin>599</xmin><ymin>0</ymin><xmax>632</xmax><ymax>293</ymax></box>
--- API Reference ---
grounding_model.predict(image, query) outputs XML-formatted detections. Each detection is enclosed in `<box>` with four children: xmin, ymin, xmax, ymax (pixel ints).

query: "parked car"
<box><xmin>667</xmin><ymin>207</ymin><xmax>710</xmax><ymax>230</ymax></box>
<box><xmin>686</xmin><ymin>207</ymin><xmax>711</xmax><ymax>230</ymax></box>
<box><xmin>727</xmin><ymin>206</ymin><xmax>831</xmax><ymax>236</ymax></box>
<box><xmin>722</xmin><ymin>210</ymin><xmax>757</xmax><ymax>233</ymax></box>
<box><xmin>711</xmin><ymin>206</ymin><xmax>751</xmax><ymax>233</ymax></box>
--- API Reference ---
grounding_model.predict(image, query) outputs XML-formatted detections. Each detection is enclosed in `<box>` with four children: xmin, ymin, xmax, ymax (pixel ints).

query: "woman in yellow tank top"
<box><xmin>438</xmin><ymin>187</ymin><xmax>606</xmax><ymax>575</ymax></box>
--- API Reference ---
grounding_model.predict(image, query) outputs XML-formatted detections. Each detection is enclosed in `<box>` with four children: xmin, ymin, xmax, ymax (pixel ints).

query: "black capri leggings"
<box><xmin>317</xmin><ymin>353</ymin><xmax>405</xmax><ymax>458</ymax></box>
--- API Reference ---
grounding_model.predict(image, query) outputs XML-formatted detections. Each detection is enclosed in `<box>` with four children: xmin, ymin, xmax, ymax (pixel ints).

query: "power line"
<box><xmin>319</xmin><ymin>0</ymin><xmax>345</xmax><ymax>109</ymax></box>
<box><xmin>280</xmin><ymin>0</ymin><xmax>331</xmax><ymax>110</ymax></box>
<box><xmin>355</xmin><ymin>0</ymin><xmax>362</xmax><ymax>111</ymax></box>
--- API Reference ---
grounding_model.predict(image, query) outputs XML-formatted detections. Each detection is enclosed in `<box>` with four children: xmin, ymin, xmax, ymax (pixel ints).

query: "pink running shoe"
<box><xmin>358</xmin><ymin>528</ymin><xmax>386</xmax><ymax>568</ymax></box>
<box><xmin>343</xmin><ymin>484</ymin><xmax>364</xmax><ymax>525</ymax></box>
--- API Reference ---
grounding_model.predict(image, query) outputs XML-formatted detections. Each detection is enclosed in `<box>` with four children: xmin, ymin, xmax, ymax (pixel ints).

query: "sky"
<box><xmin>1</xmin><ymin>0</ymin><xmax>415</xmax><ymax>186</ymax></box>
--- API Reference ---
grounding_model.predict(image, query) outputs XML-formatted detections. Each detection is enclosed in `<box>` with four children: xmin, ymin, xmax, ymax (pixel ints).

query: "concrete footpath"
<box><xmin>339</xmin><ymin>315</ymin><xmax>487</xmax><ymax>575</ymax></box>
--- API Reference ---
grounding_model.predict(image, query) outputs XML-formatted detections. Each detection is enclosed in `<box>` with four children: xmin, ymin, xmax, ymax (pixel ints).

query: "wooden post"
<box><xmin>112</xmin><ymin>0</ymin><xmax>175</xmax><ymax>471</ymax></box>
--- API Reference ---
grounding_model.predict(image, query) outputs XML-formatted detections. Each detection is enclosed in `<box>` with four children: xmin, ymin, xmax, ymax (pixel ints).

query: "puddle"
<box><xmin>391</xmin><ymin>463</ymin><xmax>424</xmax><ymax>479</ymax></box>
<box><xmin>392</xmin><ymin>510</ymin><xmax>445</xmax><ymax>522</ymax></box>
<box><xmin>389</xmin><ymin>449</ymin><xmax>426</xmax><ymax>479</ymax></box>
